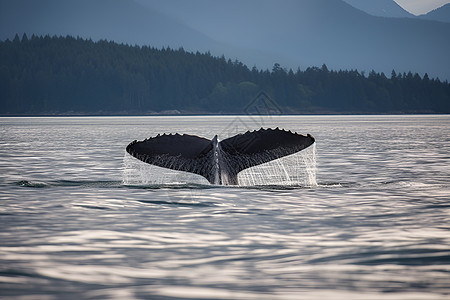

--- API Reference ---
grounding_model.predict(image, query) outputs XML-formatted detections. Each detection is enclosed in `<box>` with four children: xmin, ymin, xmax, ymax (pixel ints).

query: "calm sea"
<box><xmin>0</xmin><ymin>115</ymin><xmax>449</xmax><ymax>300</ymax></box>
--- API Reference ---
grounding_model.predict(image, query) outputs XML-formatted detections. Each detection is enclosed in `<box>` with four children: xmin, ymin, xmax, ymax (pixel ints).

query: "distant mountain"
<box><xmin>1</xmin><ymin>0</ymin><xmax>450</xmax><ymax>80</ymax></box>
<box><xmin>0</xmin><ymin>0</ymin><xmax>224</xmax><ymax>52</ymax></box>
<box><xmin>342</xmin><ymin>0</ymin><xmax>414</xmax><ymax>18</ymax></box>
<box><xmin>145</xmin><ymin>0</ymin><xmax>450</xmax><ymax>80</ymax></box>
<box><xmin>419</xmin><ymin>4</ymin><xmax>450</xmax><ymax>23</ymax></box>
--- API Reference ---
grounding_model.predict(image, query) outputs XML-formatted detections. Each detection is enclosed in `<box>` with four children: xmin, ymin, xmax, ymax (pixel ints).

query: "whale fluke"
<box><xmin>126</xmin><ymin>128</ymin><xmax>315</xmax><ymax>185</ymax></box>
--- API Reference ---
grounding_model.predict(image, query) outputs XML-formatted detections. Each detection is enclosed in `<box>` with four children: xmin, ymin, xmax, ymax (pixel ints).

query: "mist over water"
<box><xmin>1</xmin><ymin>115</ymin><xmax>449</xmax><ymax>299</ymax></box>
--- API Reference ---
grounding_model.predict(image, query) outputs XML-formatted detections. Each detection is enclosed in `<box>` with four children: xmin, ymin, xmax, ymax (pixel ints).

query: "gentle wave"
<box><xmin>15</xmin><ymin>180</ymin><xmax>124</xmax><ymax>189</ymax></box>
<box><xmin>3</xmin><ymin>116</ymin><xmax>450</xmax><ymax>299</ymax></box>
<box><xmin>14</xmin><ymin>179</ymin><xmax>356</xmax><ymax>191</ymax></box>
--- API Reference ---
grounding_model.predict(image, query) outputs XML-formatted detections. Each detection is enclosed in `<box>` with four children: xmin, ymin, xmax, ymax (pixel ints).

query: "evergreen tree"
<box><xmin>0</xmin><ymin>35</ymin><xmax>449</xmax><ymax>115</ymax></box>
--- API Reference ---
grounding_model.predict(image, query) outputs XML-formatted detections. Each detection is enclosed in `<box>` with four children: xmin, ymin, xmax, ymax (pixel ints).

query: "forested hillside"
<box><xmin>1</xmin><ymin>34</ymin><xmax>449</xmax><ymax>115</ymax></box>
<box><xmin>2</xmin><ymin>0</ymin><xmax>450</xmax><ymax>80</ymax></box>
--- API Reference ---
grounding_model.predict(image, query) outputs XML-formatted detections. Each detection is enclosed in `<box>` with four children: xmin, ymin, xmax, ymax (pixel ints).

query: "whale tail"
<box><xmin>126</xmin><ymin>128</ymin><xmax>315</xmax><ymax>185</ymax></box>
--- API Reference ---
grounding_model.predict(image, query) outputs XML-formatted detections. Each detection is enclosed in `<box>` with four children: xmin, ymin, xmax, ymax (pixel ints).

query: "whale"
<box><xmin>126</xmin><ymin>128</ymin><xmax>315</xmax><ymax>185</ymax></box>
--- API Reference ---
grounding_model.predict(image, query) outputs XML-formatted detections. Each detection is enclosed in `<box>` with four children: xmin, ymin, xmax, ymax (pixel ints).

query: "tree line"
<box><xmin>1</xmin><ymin>34</ymin><xmax>449</xmax><ymax>115</ymax></box>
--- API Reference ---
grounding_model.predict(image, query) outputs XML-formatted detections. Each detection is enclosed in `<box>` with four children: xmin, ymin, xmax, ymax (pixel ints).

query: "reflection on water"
<box><xmin>0</xmin><ymin>115</ymin><xmax>450</xmax><ymax>299</ymax></box>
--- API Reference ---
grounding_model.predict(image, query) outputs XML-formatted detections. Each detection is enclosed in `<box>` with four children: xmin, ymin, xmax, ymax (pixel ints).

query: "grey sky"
<box><xmin>395</xmin><ymin>0</ymin><xmax>450</xmax><ymax>15</ymax></box>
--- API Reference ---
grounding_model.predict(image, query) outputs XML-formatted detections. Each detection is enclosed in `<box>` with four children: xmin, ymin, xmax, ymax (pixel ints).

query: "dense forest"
<box><xmin>1</xmin><ymin>34</ymin><xmax>449</xmax><ymax>115</ymax></box>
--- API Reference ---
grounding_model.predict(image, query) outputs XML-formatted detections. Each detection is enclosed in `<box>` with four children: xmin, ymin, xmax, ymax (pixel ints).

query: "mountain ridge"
<box><xmin>143</xmin><ymin>0</ymin><xmax>450</xmax><ymax>80</ymax></box>
<box><xmin>342</xmin><ymin>0</ymin><xmax>414</xmax><ymax>18</ymax></box>
<box><xmin>420</xmin><ymin>3</ymin><xmax>450</xmax><ymax>23</ymax></box>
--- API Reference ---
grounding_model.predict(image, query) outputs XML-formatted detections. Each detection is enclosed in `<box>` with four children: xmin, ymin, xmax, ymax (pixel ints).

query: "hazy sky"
<box><xmin>395</xmin><ymin>0</ymin><xmax>450</xmax><ymax>15</ymax></box>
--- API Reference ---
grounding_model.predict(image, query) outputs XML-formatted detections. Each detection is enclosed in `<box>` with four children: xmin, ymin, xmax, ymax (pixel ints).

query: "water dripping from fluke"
<box><xmin>123</xmin><ymin>128</ymin><xmax>317</xmax><ymax>187</ymax></box>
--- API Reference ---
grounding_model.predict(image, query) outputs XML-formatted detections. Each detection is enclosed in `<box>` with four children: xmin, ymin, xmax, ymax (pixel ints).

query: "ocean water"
<box><xmin>0</xmin><ymin>115</ymin><xmax>449</xmax><ymax>300</ymax></box>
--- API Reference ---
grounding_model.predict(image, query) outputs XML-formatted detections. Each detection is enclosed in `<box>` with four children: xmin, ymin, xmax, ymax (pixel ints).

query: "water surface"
<box><xmin>0</xmin><ymin>115</ymin><xmax>449</xmax><ymax>299</ymax></box>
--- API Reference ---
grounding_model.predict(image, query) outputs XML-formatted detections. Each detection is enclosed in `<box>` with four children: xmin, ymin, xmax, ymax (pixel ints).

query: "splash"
<box><xmin>122</xmin><ymin>153</ymin><xmax>209</xmax><ymax>186</ymax></box>
<box><xmin>122</xmin><ymin>143</ymin><xmax>317</xmax><ymax>187</ymax></box>
<box><xmin>237</xmin><ymin>143</ymin><xmax>317</xmax><ymax>187</ymax></box>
